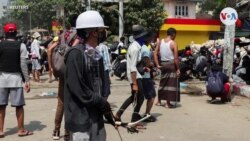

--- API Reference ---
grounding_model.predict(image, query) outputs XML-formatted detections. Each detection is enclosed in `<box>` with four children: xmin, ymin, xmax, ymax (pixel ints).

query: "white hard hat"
<box><xmin>235</xmin><ymin>47</ymin><xmax>241</xmax><ymax>53</ymax></box>
<box><xmin>32</xmin><ymin>32</ymin><xmax>41</xmax><ymax>38</ymax></box>
<box><xmin>76</xmin><ymin>10</ymin><xmax>108</xmax><ymax>29</ymax></box>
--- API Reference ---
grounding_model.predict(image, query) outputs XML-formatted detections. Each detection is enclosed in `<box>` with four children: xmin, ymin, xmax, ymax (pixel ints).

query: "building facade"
<box><xmin>160</xmin><ymin>0</ymin><xmax>221</xmax><ymax>50</ymax></box>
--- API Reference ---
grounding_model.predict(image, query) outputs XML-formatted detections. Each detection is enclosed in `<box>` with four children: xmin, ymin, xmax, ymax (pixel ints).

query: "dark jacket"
<box><xmin>0</xmin><ymin>40</ymin><xmax>21</xmax><ymax>72</ymax></box>
<box><xmin>242</xmin><ymin>55</ymin><xmax>250</xmax><ymax>81</ymax></box>
<box><xmin>64</xmin><ymin>44</ymin><xmax>106</xmax><ymax>132</ymax></box>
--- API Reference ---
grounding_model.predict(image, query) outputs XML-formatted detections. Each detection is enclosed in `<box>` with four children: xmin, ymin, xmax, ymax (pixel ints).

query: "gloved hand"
<box><xmin>104</xmin><ymin>112</ymin><xmax>116</xmax><ymax>127</ymax></box>
<box><xmin>101</xmin><ymin>101</ymin><xmax>111</xmax><ymax>114</ymax></box>
<box><xmin>102</xmin><ymin>101</ymin><xmax>116</xmax><ymax>127</ymax></box>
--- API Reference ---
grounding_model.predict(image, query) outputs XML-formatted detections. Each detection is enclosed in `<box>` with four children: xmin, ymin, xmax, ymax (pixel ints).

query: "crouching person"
<box><xmin>206</xmin><ymin>65</ymin><xmax>233</xmax><ymax>103</ymax></box>
<box><xmin>64</xmin><ymin>10</ymin><xmax>115</xmax><ymax>141</ymax></box>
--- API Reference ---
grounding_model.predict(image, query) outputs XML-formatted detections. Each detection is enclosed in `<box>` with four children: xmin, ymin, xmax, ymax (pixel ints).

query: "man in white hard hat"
<box><xmin>64</xmin><ymin>10</ymin><xmax>115</xmax><ymax>141</ymax></box>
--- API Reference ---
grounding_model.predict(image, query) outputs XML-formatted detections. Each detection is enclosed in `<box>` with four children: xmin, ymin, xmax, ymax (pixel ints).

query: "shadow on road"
<box><xmin>4</xmin><ymin>121</ymin><xmax>47</xmax><ymax>136</ymax></box>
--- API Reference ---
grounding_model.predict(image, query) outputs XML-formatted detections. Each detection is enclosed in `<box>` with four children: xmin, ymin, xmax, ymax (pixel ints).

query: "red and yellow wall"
<box><xmin>159</xmin><ymin>19</ymin><xmax>221</xmax><ymax>50</ymax></box>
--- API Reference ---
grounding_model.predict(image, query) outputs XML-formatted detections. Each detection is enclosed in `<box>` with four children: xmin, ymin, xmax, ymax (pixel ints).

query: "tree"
<box><xmin>8</xmin><ymin>0</ymin><xmax>166</xmax><ymax>37</ymax></box>
<box><xmin>9</xmin><ymin>0</ymin><xmax>83</xmax><ymax>32</ymax></box>
<box><xmin>123</xmin><ymin>0</ymin><xmax>166</xmax><ymax>35</ymax></box>
<box><xmin>199</xmin><ymin>0</ymin><xmax>227</xmax><ymax>18</ymax></box>
<box><xmin>92</xmin><ymin>0</ymin><xmax>166</xmax><ymax>37</ymax></box>
<box><xmin>92</xmin><ymin>2</ymin><xmax>120</xmax><ymax>36</ymax></box>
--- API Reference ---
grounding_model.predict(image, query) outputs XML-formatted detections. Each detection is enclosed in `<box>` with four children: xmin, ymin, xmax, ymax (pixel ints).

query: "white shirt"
<box><xmin>31</xmin><ymin>39</ymin><xmax>41</xmax><ymax>59</ymax></box>
<box><xmin>126</xmin><ymin>41</ymin><xmax>142</xmax><ymax>83</ymax></box>
<box><xmin>160</xmin><ymin>39</ymin><xmax>174</xmax><ymax>61</ymax></box>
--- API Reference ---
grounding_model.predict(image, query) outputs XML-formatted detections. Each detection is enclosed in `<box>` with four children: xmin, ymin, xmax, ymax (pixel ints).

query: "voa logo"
<box><xmin>220</xmin><ymin>7</ymin><xmax>238</xmax><ymax>25</ymax></box>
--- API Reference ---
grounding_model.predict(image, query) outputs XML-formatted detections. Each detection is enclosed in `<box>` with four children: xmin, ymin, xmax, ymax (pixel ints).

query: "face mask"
<box><xmin>136</xmin><ymin>37</ymin><xmax>145</xmax><ymax>46</ymax></box>
<box><xmin>37</xmin><ymin>40</ymin><xmax>41</xmax><ymax>44</ymax></box>
<box><xmin>38</xmin><ymin>37</ymin><xmax>41</xmax><ymax>41</ymax></box>
<box><xmin>236</xmin><ymin>53</ymin><xmax>240</xmax><ymax>58</ymax></box>
<box><xmin>98</xmin><ymin>30</ymin><xmax>107</xmax><ymax>43</ymax></box>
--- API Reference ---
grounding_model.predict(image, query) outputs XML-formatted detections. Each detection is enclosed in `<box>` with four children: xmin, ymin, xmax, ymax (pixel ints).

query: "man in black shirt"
<box><xmin>64</xmin><ymin>10</ymin><xmax>115</xmax><ymax>141</ymax></box>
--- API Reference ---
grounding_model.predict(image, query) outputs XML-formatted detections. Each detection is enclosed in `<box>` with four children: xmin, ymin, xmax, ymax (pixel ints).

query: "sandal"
<box><xmin>0</xmin><ymin>133</ymin><xmax>4</xmax><ymax>138</ymax></box>
<box><xmin>18</xmin><ymin>130</ymin><xmax>33</xmax><ymax>137</ymax></box>
<box><xmin>164</xmin><ymin>103</ymin><xmax>175</xmax><ymax>109</ymax></box>
<box><xmin>155</xmin><ymin>102</ymin><xmax>162</xmax><ymax>106</ymax></box>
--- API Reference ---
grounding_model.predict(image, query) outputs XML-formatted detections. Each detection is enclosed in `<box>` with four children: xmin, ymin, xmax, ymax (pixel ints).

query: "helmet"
<box><xmin>76</xmin><ymin>10</ymin><xmax>108</xmax><ymax>29</ymax></box>
<box><xmin>121</xmin><ymin>49</ymin><xmax>127</xmax><ymax>54</ymax></box>
<box><xmin>4</xmin><ymin>23</ymin><xmax>17</xmax><ymax>33</ymax></box>
<box><xmin>32</xmin><ymin>32</ymin><xmax>41</xmax><ymax>39</ymax></box>
<box><xmin>132</xmin><ymin>25</ymin><xmax>148</xmax><ymax>39</ymax></box>
<box><xmin>53</xmin><ymin>36</ymin><xmax>59</xmax><ymax>42</ymax></box>
<box><xmin>235</xmin><ymin>47</ymin><xmax>241</xmax><ymax>53</ymax></box>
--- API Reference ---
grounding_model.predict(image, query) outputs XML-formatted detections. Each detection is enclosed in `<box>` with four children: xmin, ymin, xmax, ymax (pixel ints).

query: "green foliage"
<box><xmin>6</xmin><ymin>0</ymin><xmax>166</xmax><ymax>36</ymax></box>
<box><xmin>92</xmin><ymin>2</ymin><xmax>119</xmax><ymax>35</ymax></box>
<box><xmin>92</xmin><ymin>0</ymin><xmax>166</xmax><ymax>37</ymax></box>
<box><xmin>199</xmin><ymin>0</ymin><xmax>228</xmax><ymax>18</ymax></box>
<box><xmin>8</xmin><ymin>0</ymin><xmax>83</xmax><ymax>32</ymax></box>
<box><xmin>124</xmin><ymin>0</ymin><xmax>166</xmax><ymax>35</ymax></box>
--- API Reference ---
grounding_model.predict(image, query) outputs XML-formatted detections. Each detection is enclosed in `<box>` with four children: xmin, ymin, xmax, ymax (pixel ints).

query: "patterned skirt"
<box><xmin>158</xmin><ymin>61</ymin><xmax>180</xmax><ymax>102</ymax></box>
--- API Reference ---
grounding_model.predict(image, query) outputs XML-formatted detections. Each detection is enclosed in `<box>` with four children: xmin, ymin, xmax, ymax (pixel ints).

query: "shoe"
<box><xmin>221</xmin><ymin>98</ymin><xmax>231</xmax><ymax>103</ymax></box>
<box><xmin>131</xmin><ymin>113</ymin><xmax>142</xmax><ymax>122</ymax></box>
<box><xmin>64</xmin><ymin>134</ymin><xmax>70</xmax><ymax>141</ymax></box>
<box><xmin>52</xmin><ymin>130</ymin><xmax>60</xmax><ymax>140</ymax></box>
<box><xmin>143</xmin><ymin>114</ymin><xmax>157</xmax><ymax>122</ymax></box>
<box><xmin>209</xmin><ymin>99</ymin><xmax>217</xmax><ymax>104</ymax></box>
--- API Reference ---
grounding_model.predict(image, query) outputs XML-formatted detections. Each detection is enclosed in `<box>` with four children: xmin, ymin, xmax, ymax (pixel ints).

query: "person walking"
<box><xmin>64</xmin><ymin>10</ymin><xmax>115</xmax><ymax>141</ymax></box>
<box><xmin>154</xmin><ymin>27</ymin><xmax>180</xmax><ymax>108</ymax></box>
<box><xmin>140</xmin><ymin>34</ymin><xmax>157</xmax><ymax>122</ymax></box>
<box><xmin>114</xmin><ymin>25</ymin><xmax>147</xmax><ymax>123</ymax></box>
<box><xmin>0</xmin><ymin>23</ymin><xmax>32</xmax><ymax>138</ymax></box>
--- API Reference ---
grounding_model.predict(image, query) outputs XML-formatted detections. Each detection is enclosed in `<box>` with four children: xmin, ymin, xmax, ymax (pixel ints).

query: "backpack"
<box><xmin>206</xmin><ymin>72</ymin><xmax>224</xmax><ymax>94</ymax></box>
<box><xmin>52</xmin><ymin>30</ymin><xmax>76</xmax><ymax>78</ymax></box>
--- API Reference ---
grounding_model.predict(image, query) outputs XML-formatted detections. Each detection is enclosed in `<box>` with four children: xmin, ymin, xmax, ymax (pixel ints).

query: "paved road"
<box><xmin>1</xmin><ymin>73</ymin><xmax>250</xmax><ymax>141</ymax></box>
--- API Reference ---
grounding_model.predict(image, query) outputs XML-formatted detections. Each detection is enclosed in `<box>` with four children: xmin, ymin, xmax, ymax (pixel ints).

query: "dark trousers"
<box><xmin>102</xmin><ymin>70</ymin><xmax>111</xmax><ymax>98</ymax></box>
<box><xmin>116</xmin><ymin>79</ymin><xmax>144</xmax><ymax>122</ymax></box>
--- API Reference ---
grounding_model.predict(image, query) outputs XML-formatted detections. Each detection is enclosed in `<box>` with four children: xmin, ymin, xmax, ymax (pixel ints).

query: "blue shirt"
<box><xmin>141</xmin><ymin>44</ymin><xmax>151</xmax><ymax>78</ymax></box>
<box><xmin>97</xmin><ymin>43</ymin><xmax>111</xmax><ymax>71</ymax></box>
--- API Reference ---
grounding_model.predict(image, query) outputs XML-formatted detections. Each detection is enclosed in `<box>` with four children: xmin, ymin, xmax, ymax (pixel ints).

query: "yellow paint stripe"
<box><xmin>160</xmin><ymin>24</ymin><xmax>220</xmax><ymax>31</ymax></box>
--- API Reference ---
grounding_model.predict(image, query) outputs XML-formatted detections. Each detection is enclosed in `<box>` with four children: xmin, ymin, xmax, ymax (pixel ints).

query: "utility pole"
<box><xmin>119</xmin><ymin>0</ymin><xmax>124</xmax><ymax>38</ymax></box>
<box><xmin>29</xmin><ymin>12</ymin><xmax>31</xmax><ymax>31</ymax></box>
<box><xmin>222</xmin><ymin>0</ymin><xmax>237</xmax><ymax>78</ymax></box>
<box><xmin>85</xmin><ymin>0</ymin><xmax>91</xmax><ymax>10</ymax></box>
